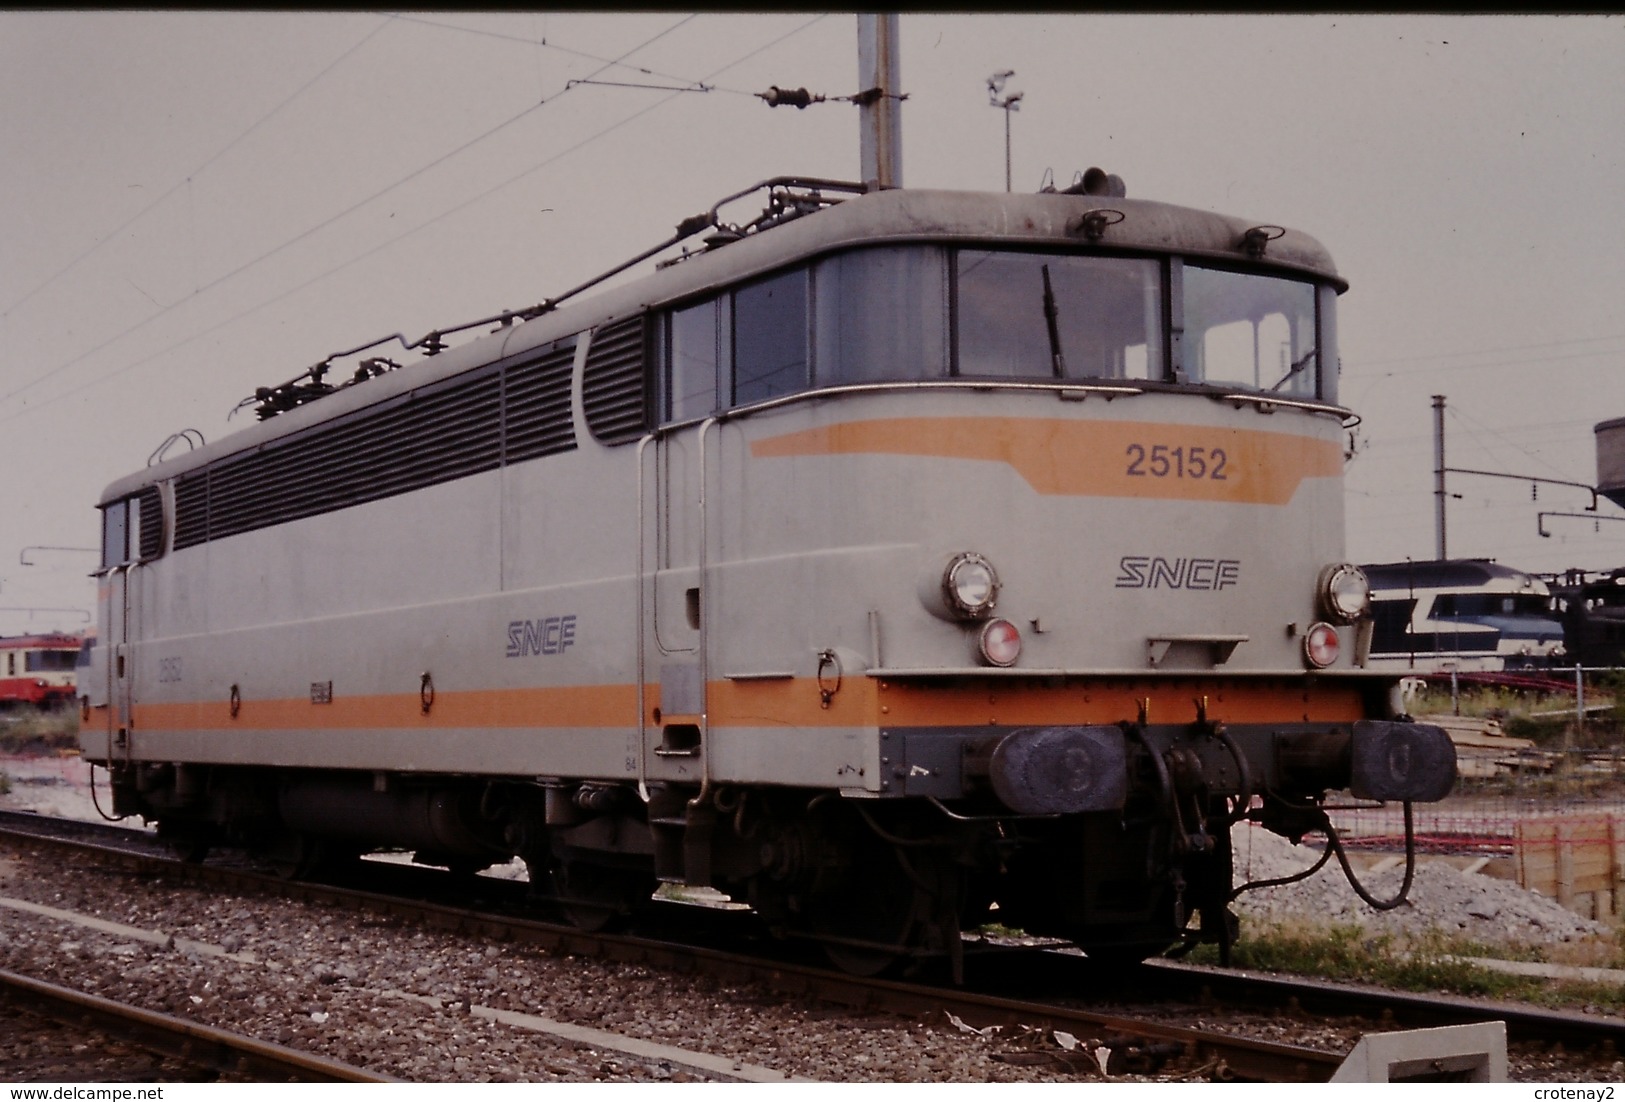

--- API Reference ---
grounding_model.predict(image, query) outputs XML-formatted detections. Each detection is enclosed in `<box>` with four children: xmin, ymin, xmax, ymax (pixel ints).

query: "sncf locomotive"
<box><xmin>83</xmin><ymin>172</ymin><xmax>1457</xmax><ymax>975</ymax></box>
<box><xmin>1364</xmin><ymin>559</ymin><xmax>1564</xmax><ymax>673</ymax></box>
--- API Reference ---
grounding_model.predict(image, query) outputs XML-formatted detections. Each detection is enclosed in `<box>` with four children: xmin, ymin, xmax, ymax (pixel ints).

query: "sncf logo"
<box><xmin>506</xmin><ymin>614</ymin><xmax>578</xmax><ymax>657</ymax></box>
<box><xmin>1115</xmin><ymin>557</ymin><xmax>1240</xmax><ymax>590</ymax></box>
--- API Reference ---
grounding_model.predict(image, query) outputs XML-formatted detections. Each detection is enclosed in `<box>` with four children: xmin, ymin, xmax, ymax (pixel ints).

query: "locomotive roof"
<box><xmin>102</xmin><ymin>183</ymin><xmax>1343</xmax><ymax>504</ymax></box>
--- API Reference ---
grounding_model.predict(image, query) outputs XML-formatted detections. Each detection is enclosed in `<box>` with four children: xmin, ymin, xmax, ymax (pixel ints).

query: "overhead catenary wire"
<box><xmin>1447</xmin><ymin>404</ymin><xmax>1581</xmax><ymax>483</ymax></box>
<box><xmin>0</xmin><ymin>13</ymin><xmax>832</xmax><ymax>429</ymax></box>
<box><xmin>1342</xmin><ymin>330</ymin><xmax>1625</xmax><ymax>371</ymax></box>
<box><xmin>0</xmin><ymin>16</ymin><xmax>394</xmax><ymax>323</ymax></box>
<box><xmin>0</xmin><ymin>13</ymin><xmax>705</xmax><ymax>415</ymax></box>
<box><xmin>384</xmin><ymin>11</ymin><xmax>767</xmax><ymax>98</ymax></box>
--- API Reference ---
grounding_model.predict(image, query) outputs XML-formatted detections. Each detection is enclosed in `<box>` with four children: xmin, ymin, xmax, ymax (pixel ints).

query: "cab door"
<box><xmin>645</xmin><ymin>300</ymin><xmax>721</xmax><ymax>775</ymax></box>
<box><xmin>95</xmin><ymin>490</ymin><xmax>156</xmax><ymax>765</ymax></box>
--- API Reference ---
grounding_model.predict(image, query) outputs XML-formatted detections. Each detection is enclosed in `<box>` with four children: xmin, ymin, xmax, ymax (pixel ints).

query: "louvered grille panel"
<box><xmin>168</xmin><ymin>338</ymin><xmax>584</xmax><ymax>548</ymax></box>
<box><xmin>204</xmin><ymin>383</ymin><xmax>503</xmax><ymax>541</ymax></box>
<box><xmin>505</xmin><ymin>343</ymin><xmax>576</xmax><ymax>462</ymax></box>
<box><xmin>582</xmin><ymin>318</ymin><xmax>649</xmax><ymax>444</ymax></box>
<box><xmin>137</xmin><ymin>485</ymin><xmax>165</xmax><ymax>559</ymax></box>
<box><xmin>174</xmin><ymin>475</ymin><xmax>209</xmax><ymax>550</ymax></box>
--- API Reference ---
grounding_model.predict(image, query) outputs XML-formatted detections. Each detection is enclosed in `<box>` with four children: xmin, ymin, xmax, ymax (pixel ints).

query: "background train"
<box><xmin>82</xmin><ymin>172</ymin><xmax>1456</xmax><ymax>974</ymax></box>
<box><xmin>1362</xmin><ymin>559</ymin><xmax>1564</xmax><ymax>674</ymax></box>
<box><xmin>0</xmin><ymin>633</ymin><xmax>82</xmax><ymax>709</ymax></box>
<box><xmin>1548</xmin><ymin>567</ymin><xmax>1625</xmax><ymax>670</ymax></box>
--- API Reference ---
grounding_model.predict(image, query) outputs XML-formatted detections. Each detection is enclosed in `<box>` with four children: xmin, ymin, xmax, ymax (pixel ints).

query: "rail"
<box><xmin>0</xmin><ymin>967</ymin><xmax>395</xmax><ymax>1082</ymax></box>
<box><xmin>9</xmin><ymin>811</ymin><xmax>1622</xmax><ymax>1079</ymax></box>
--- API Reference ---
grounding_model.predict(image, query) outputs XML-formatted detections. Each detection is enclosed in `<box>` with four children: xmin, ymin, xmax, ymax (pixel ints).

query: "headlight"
<box><xmin>1318</xmin><ymin>562</ymin><xmax>1371</xmax><ymax>624</ymax></box>
<box><xmin>1304</xmin><ymin>621</ymin><xmax>1341</xmax><ymax>668</ymax></box>
<box><xmin>978</xmin><ymin>618</ymin><xmax>1023</xmax><ymax>667</ymax></box>
<box><xmin>942</xmin><ymin>553</ymin><xmax>1000</xmax><ymax>620</ymax></box>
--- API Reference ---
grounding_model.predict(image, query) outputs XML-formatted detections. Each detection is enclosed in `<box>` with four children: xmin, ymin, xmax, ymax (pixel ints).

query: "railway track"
<box><xmin>2</xmin><ymin>809</ymin><xmax>1617</xmax><ymax>1081</ymax></box>
<box><xmin>0</xmin><ymin>968</ymin><xmax>394</xmax><ymax>1083</ymax></box>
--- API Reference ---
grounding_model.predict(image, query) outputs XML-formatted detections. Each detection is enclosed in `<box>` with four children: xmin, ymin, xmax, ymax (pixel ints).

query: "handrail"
<box><xmin>634</xmin><ymin>433</ymin><xmax>655</xmax><ymax>804</ymax></box>
<box><xmin>642</xmin><ymin>377</ymin><xmax>1354</xmax><ymax>438</ymax></box>
<box><xmin>691</xmin><ymin>417</ymin><xmax>719</xmax><ymax>814</ymax></box>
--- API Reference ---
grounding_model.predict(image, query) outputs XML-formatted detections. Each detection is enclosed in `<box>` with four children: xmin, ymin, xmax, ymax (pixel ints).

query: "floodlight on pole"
<box><xmin>987</xmin><ymin>70</ymin><xmax>1022</xmax><ymax>192</ymax></box>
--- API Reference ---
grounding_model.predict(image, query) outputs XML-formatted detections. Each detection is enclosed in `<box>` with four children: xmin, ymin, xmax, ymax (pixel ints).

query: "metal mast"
<box><xmin>857</xmin><ymin>14</ymin><xmax>902</xmax><ymax>190</ymax></box>
<box><xmin>987</xmin><ymin>70</ymin><xmax>1021</xmax><ymax>192</ymax></box>
<box><xmin>1434</xmin><ymin>394</ymin><xmax>1448</xmax><ymax>559</ymax></box>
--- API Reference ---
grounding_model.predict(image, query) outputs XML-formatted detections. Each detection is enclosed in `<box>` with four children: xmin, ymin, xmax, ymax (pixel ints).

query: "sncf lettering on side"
<box><xmin>506</xmin><ymin>614</ymin><xmax>578</xmax><ymax>657</ymax></box>
<box><xmin>1115</xmin><ymin>556</ymin><xmax>1240</xmax><ymax>590</ymax></box>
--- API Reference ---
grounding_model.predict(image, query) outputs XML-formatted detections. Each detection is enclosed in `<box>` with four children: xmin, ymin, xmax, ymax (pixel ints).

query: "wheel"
<box><xmin>806</xmin><ymin>845</ymin><xmax>920</xmax><ymax>975</ymax></box>
<box><xmin>1078</xmin><ymin>940</ymin><xmax>1170</xmax><ymax>971</ymax></box>
<box><xmin>255</xmin><ymin>834</ymin><xmax>357</xmax><ymax>881</ymax></box>
<box><xmin>529</xmin><ymin>855</ymin><xmax>655</xmax><ymax>932</ymax></box>
<box><xmin>156</xmin><ymin>820</ymin><xmax>213</xmax><ymax>864</ymax></box>
<box><xmin>801</xmin><ymin>828</ymin><xmax>961</xmax><ymax>977</ymax></box>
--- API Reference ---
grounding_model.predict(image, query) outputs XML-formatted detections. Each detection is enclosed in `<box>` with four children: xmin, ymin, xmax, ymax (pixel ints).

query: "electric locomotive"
<box><xmin>1363</xmin><ymin>559</ymin><xmax>1564</xmax><ymax>673</ymax></box>
<box><xmin>83</xmin><ymin>172</ymin><xmax>1456</xmax><ymax>974</ymax></box>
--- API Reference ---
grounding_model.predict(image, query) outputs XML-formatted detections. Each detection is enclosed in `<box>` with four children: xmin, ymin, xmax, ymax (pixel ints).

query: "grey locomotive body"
<box><xmin>85</xmin><ymin>176</ymin><xmax>1455</xmax><ymax>973</ymax></box>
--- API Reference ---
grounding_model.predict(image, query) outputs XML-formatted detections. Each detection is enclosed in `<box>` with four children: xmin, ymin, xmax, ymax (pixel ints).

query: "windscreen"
<box><xmin>956</xmin><ymin>252</ymin><xmax>1162</xmax><ymax>382</ymax></box>
<box><xmin>1181</xmin><ymin>265</ymin><xmax>1319</xmax><ymax>396</ymax></box>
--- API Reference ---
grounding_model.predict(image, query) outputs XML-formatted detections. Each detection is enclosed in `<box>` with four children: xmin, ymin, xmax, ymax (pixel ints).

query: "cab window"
<box><xmin>1180</xmin><ymin>266</ymin><xmax>1319</xmax><ymax>396</ymax></box>
<box><xmin>814</xmin><ymin>247</ymin><xmax>948</xmax><ymax>383</ymax></box>
<box><xmin>955</xmin><ymin>252</ymin><xmax>1161</xmax><ymax>381</ymax></box>
<box><xmin>732</xmin><ymin>267</ymin><xmax>809</xmax><ymax>406</ymax></box>
<box><xmin>666</xmin><ymin>297</ymin><xmax>730</xmax><ymax>422</ymax></box>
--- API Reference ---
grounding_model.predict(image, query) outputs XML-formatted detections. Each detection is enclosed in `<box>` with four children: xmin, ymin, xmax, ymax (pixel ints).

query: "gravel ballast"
<box><xmin>1229</xmin><ymin>823</ymin><xmax>1612</xmax><ymax>948</ymax></box>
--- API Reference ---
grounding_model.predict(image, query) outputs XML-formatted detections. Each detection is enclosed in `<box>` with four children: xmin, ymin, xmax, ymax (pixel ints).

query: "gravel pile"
<box><xmin>1229</xmin><ymin>823</ymin><xmax>1611</xmax><ymax>947</ymax></box>
<box><xmin>0</xmin><ymin>755</ymin><xmax>102</xmax><ymax>822</ymax></box>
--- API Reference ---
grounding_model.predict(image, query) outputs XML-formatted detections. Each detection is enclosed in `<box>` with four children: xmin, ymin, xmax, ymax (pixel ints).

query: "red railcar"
<box><xmin>0</xmin><ymin>633</ymin><xmax>81</xmax><ymax>709</ymax></box>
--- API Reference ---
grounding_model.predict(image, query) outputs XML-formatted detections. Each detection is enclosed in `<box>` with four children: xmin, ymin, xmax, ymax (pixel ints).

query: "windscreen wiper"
<box><xmin>1041</xmin><ymin>264</ymin><xmax>1067</xmax><ymax>379</ymax></box>
<box><xmin>1269</xmin><ymin>348</ymin><xmax>1317</xmax><ymax>392</ymax></box>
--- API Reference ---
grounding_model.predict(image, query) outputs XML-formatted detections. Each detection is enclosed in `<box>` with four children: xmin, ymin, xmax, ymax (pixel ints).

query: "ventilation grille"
<box><xmin>582</xmin><ymin>317</ymin><xmax>649</xmax><ymax>444</ymax></box>
<box><xmin>174</xmin><ymin>474</ymin><xmax>209</xmax><ymax>550</ymax></box>
<box><xmin>505</xmin><ymin>343</ymin><xmax>577</xmax><ymax>462</ymax></box>
<box><xmin>173</xmin><ymin>339</ymin><xmax>578</xmax><ymax>550</ymax></box>
<box><xmin>137</xmin><ymin>485</ymin><xmax>164</xmax><ymax>560</ymax></box>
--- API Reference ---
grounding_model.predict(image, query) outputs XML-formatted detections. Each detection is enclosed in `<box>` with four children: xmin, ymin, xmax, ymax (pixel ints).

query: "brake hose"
<box><xmin>1229</xmin><ymin>800</ymin><xmax>1417</xmax><ymax>911</ymax></box>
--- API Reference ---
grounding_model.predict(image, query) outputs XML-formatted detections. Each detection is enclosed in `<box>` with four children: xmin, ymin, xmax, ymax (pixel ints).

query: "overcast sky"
<box><xmin>2</xmin><ymin>11</ymin><xmax>1622</xmax><ymax>636</ymax></box>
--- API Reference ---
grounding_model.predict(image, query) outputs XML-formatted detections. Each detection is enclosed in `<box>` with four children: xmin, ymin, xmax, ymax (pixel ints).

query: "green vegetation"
<box><xmin>1409</xmin><ymin>682</ymin><xmax>1617</xmax><ymax>745</ymax></box>
<box><xmin>0</xmin><ymin>708</ymin><xmax>80</xmax><ymax>755</ymax></box>
<box><xmin>1189</xmin><ymin>920</ymin><xmax>1625</xmax><ymax>1015</ymax></box>
<box><xmin>1412</xmin><ymin>680</ymin><xmax>1625</xmax><ymax>796</ymax></box>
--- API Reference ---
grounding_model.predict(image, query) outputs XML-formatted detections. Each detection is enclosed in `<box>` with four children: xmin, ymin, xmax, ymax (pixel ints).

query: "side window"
<box><xmin>732</xmin><ymin>268</ymin><xmax>809</xmax><ymax>406</ymax></box>
<box><xmin>1317</xmin><ymin>284</ymin><xmax>1339</xmax><ymax>404</ymax></box>
<box><xmin>101</xmin><ymin>499</ymin><xmax>129</xmax><ymax>569</ymax></box>
<box><xmin>101</xmin><ymin>488</ymin><xmax>165</xmax><ymax>568</ymax></box>
<box><xmin>666</xmin><ymin>297</ymin><xmax>730</xmax><ymax>422</ymax></box>
<box><xmin>814</xmin><ymin>247</ymin><xmax>948</xmax><ymax>384</ymax></box>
